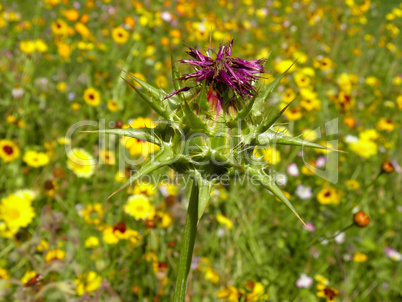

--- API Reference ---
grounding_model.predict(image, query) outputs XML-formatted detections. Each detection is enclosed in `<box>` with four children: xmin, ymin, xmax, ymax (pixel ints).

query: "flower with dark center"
<box><xmin>113</xmin><ymin>221</ymin><xmax>127</xmax><ymax>233</ymax></box>
<box><xmin>165</xmin><ymin>40</ymin><xmax>266</xmax><ymax>101</ymax></box>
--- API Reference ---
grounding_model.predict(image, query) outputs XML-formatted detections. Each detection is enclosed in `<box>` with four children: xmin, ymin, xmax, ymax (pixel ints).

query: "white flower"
<box><xmin>275</xmin><ymin>173</ymin><xmax>287</xmax><ymax>187</ymax></box>
<box><xmin>295</xmin><ymin>185</ymin><xmax>312</xmax><ymax>200</ymax></box>
<box><xmin>217</xmin><ymin>228</ymin><xmax>225</xmax><ymax>238</ymax></box>
<box><xmin>161</xmin><ymin>12</ymin><xmax>172</xmax><ymax>22</ymax></box>
<box><xmin>345</xmin><ymin>135</ymin><xmax>358</xmax><ymax>143</ymax></box>
<box><xmin>12</xmin><ymin>87</ymin><xmax>24</xmax><ymax>99</ymax></box>
<box><xmin>296</xmin><ymin>273</ymin><xmax>313</xmax><ymax>288</ymax></box>
<box><xmin>385</xmin><ymin>248</ymin><xmax>401</xmax><ymax>261</ymax></box>
<box><xmin>334</xmin><ymin>232</ymin><xmax>345</xmax><ymax>244</ymax></box>
<box><xmin>287</xmin><ymin>163</ymin><xmax>299</xmax><ymax>176</ymax></box>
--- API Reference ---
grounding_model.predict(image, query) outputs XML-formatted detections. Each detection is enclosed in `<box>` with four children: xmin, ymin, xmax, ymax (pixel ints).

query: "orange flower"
<box><xmin>65</xmin><ymin>9</ymin><xmax>79</xmax><ymax>21</ymax></box>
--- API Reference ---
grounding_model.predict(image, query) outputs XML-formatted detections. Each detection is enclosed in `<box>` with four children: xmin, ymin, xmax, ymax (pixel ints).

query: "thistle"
<box><xmin>87</xmin><ymin>40</ymin><xmax>329</xmax><ymax>301</ymax></box>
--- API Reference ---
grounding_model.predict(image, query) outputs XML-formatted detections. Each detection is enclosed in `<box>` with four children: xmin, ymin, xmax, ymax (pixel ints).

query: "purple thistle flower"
<box><xmin>169</xmin><ymin>40</ymin><xmax>266</xmax><ymax>100</ymax></box>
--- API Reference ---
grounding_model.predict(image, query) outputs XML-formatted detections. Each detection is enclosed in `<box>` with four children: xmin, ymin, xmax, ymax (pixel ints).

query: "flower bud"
<box><xmin>353</xmin><ymin>211</ymin><xmax>370</xmax><ymax>227</ymax></box>
<box><xmin>115</xmin><ymin>120</ymin><xmax>124</xmax><ymax>128</ymax></box>
<box><xmin>144</xmin><ymin>219</ymin><xmax>156</xmax><ymax>228</ymax></box>
<box><xmin>227</xmin><ymin>102</ymin><xmax>237</xmax><ymax>118</ymax></box>
<box><xmin>381</xmin><ymin>161</ymin><xmax>394</xmax><ymax>174</ymax></box>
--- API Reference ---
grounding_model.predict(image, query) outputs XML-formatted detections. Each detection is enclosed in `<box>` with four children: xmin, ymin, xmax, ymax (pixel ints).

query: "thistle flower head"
<box><xmin>168</xmin><ymin>40</ymin><xmax>266</xmax><ymax>100</ymax></box>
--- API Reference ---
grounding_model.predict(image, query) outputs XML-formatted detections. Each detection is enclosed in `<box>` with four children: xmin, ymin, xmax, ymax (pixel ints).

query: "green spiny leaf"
<box><xmin>183</xmin><ymin>100</ymin><xmax>207</xmax><ymax>131</ymax></box>
<box><xmin>108</xmin><ymin>147</ymin><xmax>173</xmax><ymax>199</ymax></box>
<box><xmin>257</xmin><ymin>98</ymin><xmax>297</xmax><ymax>134</ymax></box>
<box><xmin>123</xmin><ymin>69</ymin><xmax>167</xmax><ymax>101</ymax></box>
<box><xmin>197</xmin><ymin>82</ymin><xmax>209</xmax><ymax>112</ymax></box>
<box><xmin>81</xmin><ymin>128</ymin><xmax>161</xmax><ymax>145</ymax></box>
<box><xmin>252</xmin><ymin>62</ymin><xmax>296</xmax><ymax>117</ymax></box>
<box><xmin>121</xmin><ymin>68</ymin><xmax>181</xmax><ymax>115</ymax></box>
<box><xmin>190</xmin><ymin>170</ymin><xmax>215</xmax><ymax>219</ymax></box>
<box><xmin>235</xmin><ymin>93</ymin><xmax>258</xmax><ymax>120</ymax></box>
<box><xmin>245</xmin><ymin>166</ymin><xmax>306</xmax><ymax>225</ymax></box>
<box><xmin>122</xmin><ymin>78</ymin><xmax>172</xmax><ymax>121</ymax></box>
<box><xmin>171</xmin><ymin>50</ymin><xmax>181</xmax><ymax>92</ymax></box>
<box><xmin>256</xmin><ymin>129</ymin><xmax>328</xmax><ymax>150</ymax></box>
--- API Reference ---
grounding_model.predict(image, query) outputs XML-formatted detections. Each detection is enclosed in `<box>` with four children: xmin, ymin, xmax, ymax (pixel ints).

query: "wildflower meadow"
<box><xmin>0</xmin><ymin>0</ymin><xmax>401</xmax><ymax>301</ymax></box>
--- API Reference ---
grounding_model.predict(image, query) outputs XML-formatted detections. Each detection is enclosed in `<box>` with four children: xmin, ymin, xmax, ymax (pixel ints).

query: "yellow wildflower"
<box><xmin>21</xmin><ymin>271</ymin><xmax>38</xmax><ymax>285</ymax></box>
<box><xmin>349</xmin><ymin>139</ymin><xmax>377</xmax><ymax>158</ymax></box>
<box><xmin>217</xmin><ymin>286</ymin><xmax>240</xmax><ymax>302</ymax></box>
<box><xmin>112</xmin><ymin>26</ymin><xmax>129</xmax><ymax>44</ymax></box>
<box><xmin>83</xmin><ymin>87</ymin><xmax>101</xmax><ymax>106</ymax></box>
<box><xmin>51</xmin><ymin>19</ymin><xmax>69</xmax><ymax>36</ymax></box>
<box><xmin>23</xmin><ymin>150</ymin><xmax>49</xmax><ymax>168</ymax></box>
<box><xmin>315</xmin><ymin>274</ymin><xmax>329</xmax><ymax>285</ymax></box>
<box><xmin>216</xmin><ymin>214</ymin><xmax>233</xmax><ymax>229</ymax></box>
<box><xmin>45</xmin><ymin>249</ymin><xmax>65</xmax><ymax>263</ymax></box>
<box><xmin>313</xmin><ymin>56</ymin><xmax>334</xmax><ymax>71</ymax></box>
<box><xmin>262</xmin><ymin>147</ymin><xmax>281</xmax><ymax>164</ymax></box>
<box><xmin>345</xmin><ymin>179</ymin><xmax>360</xmax><ymax>190</ymax></box>
<box><xmin>85</xmin><ymin>236</ymin><xmax>100</xmax><ymax>248</ymax></box>
<box><xmin>0</xmin><ymin>268</ymin><xmax>10</xmax><ymax>280</ymax></box>
<box><xmin>246</xmin><ymin>282</ymin><xmax>269</xmax><ymax>302</ymax></box>
<box><xmin>353</xmin><ymin>252</ymin><xmax>368</xmax><ymax>262</ymax></box>
<box><xmin>131</xmin><ymin>182</ymin><xmax>156</xmax><ymax>196</ymax></box>
<box><xmin>99</xmin><ymin>150</ymin><xmax>115</xmax><ymax>165</ymax></box>
<box><xmin>67</xmin><ymin>148</ymin><xmax>95</xmax><ymax>178</ymax></box>
<box><xmin>124</xmin><ymin>195</ymin><xmax>155</xmax><ymax>220</ymax></box>
<box><xmin>376</xmin><ymin>118</ymin><xmax>394</xmax><ymax>132</ymax></box>
<box><xmin>205</xmin><ymin>267</ymin><xmax>219</xmax><ymax>284</ymax></box>
<box><xmin>57</xmin><ymin>43</ymin><xmax>72</xmax><ymax>59</ymax></box>
<box><xmin>317</xmin><ymin>186</ymin><xmax>340</xmax><ymax>205</ymax></box>
<box><xmin>81</xmin><ymin>203</ymin><xmax>104</xmax><ymax>225</ymax></box>
<box><xmin>274</xmin><ymin>59</ymin><xmax>296</xmax><ymax>73</ymax></box>
<box><xmin>75</xmin><ymin>22</ymin><xmax>91</xmax><ymax>37</ymax></box>
<box><xmin>317</xmin><ymin>284</ymin><xmax>339</xmax><ymax>301</ymax></box>
<box><xmin>74</xmin><ymin>271</ymin><xmax>102</xmax><ymax>296</ymax></box>
<box><xmin>0</xmin><ymin>194</ymin><xmax>35</xmax><ymax>229</ymax></box>
<box><xmin>36</xmin><ymin>239</ymin><xmax>49</xmax><ymax>252</ymax></box>
<box><xmin>107</xmin><ymin>100</ymin><xmax>119</xmax><ymax>112</ymax></box>
<box><xmin>0</xmin><ymin>139</ymin><xmax>20</xmax><ymax>162</ymax></box>
<box><xmin>34</xmin><ymin>39</ymin><xmax>48</xmax><ymax>52</ymax></box>
<box><xmin>20</xmin><ymin>40</ymin><xmax>36</xmax><ymax>54</ymax></box>
<box><xmin>359</xmin><ymin>129</ymin><xmax>379</xmax><ymax>141</ymax></box>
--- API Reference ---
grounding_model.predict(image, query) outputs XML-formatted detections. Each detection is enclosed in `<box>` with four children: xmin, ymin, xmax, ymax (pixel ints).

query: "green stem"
<box><xmin>357</xmin><ymin>171</ymin><xmax>383</xmax><ymax>213</ymax></box>
<box><xmin>305</xmin><ymin>223</ymin><xmax>354</xmax><ymax>248</ymax></box>
<box><xmin>172</xmin><ymin>181</ymin><xmax>199</xmax><ymax>302</ymax></box>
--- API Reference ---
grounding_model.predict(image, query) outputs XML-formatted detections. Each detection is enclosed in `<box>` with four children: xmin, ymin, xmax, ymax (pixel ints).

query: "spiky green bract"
<box><xmin>87</xmin><ymin>66</ymin><xmax>330</xmax><ymax>224</ymax></box>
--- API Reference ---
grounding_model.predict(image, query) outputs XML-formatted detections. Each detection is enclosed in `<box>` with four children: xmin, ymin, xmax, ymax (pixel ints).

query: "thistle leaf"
<box><xmin>256</xmin><ymin>129</ymin><xmax>328</xmax><ymax>150</ymax></box>
<box><xmin>197</xmin><ymin>180</ymin><xmax>214</xmax><ymax>219</ymax></box>
<box><xmin>190</xmin><ymin>170</ymin><xmax>215</xmax><ymax>219</ymax></box>
<box><xmin>183</xmin><ymin>100</ymin><xmax>208</xmax><ymax>131</ymax></box>
<box><xmin>171</xmin><ymin>50</ymin><xmax>181</xmax><ymax>91</ymax></box>
<box><xmin>81</xmin><ymin>128</ymin><xmax>161</xmax><ymax>145</ymax></box>
<box><xmin>235</xmin><ymin>93</ymin><xmax>257</xmax><ymax>120</ymax></box>
<box><xmin>245</xmin><ymin>166</ymin><xmax>306</xmax><ymax>225</ymax></box>
<box><xmin>122</xmin><ymin>78</ymin><xmax>172</xmax><ymax>120</ymax></box>
<box><xmin>108</xmin><ymin>148</ymin><xmax>173</xmax><ymax>199</ymax></box>
<box><xmin>257</xmin><ymin>98</ymin><xmax>297</xmax><ymax>134</ymax></box>
<box><xmin>121</xmin><ymin>68</ymin><xmax>181</xmax><ymax>115</ymax></box>
<box><xmin>252</xmin><ymin>62</ymin><xmax>295</xmax><ymax>117</ymax></box>
<box><xmin>124</xmin><ymin>70</ymin><xmax>168</xmax><ymax>101</ymax></box>
<box><xmin>196</xmin><ymin>82</ymin><xmax>209</xmax><ymax>112</ymax></box>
